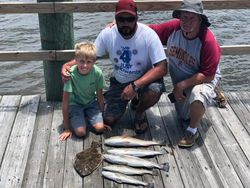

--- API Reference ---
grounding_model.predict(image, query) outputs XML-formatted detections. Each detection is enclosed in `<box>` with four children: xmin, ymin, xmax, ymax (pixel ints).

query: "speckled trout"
<box><xmin>107</xmin><ymin>148</ymin><xmax>168</xmax><ymax>157</ymax></box>
<box><xmin>104</xmin><ymin>136</ymin><xmax>165</xmax><ymax>147</ymax></box>
<box><xmin>103</xmin><ymin>154</ymin><xmax>169</xmax><ymax>172</ymax></box>
<box><xmin>103</xmin><ymin>165</ymin><xmax>158</xmax><ymax>176</ymax></box>
<box><xmin>102</xmin><ymin>171</ymin><xmax>154</xmax><ymax>187</ymax></box>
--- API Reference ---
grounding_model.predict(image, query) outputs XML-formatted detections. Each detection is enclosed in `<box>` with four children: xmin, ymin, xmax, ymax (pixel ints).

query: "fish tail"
<box><xmin>147</xmin><ymin>182</ymin><xmax>154</xmax><ymax>188</ymax></box>
<box><xmin>161</xmin><ymin>162</ymin><xmax>170</xmax><ymax>172</ymax></box>
<box><xmin>160</xmin><ymin>147</ymin><xmax>169</xmax><ymax>154</ymax></box>
<box><xmin>152</xmin><ymin>168</ymin><xmax>159</xmax><ymax>176</ymax></box>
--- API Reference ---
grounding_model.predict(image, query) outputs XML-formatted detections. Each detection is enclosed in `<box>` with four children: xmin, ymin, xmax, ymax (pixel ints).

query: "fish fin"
<box><xmin>160</xmin><ymin>147</ymin><xmax>169</xmax><ymax>154</ymax></box>
<box><xmin>161</xmin><ymin>162</ymin><xmax>170</xmax><ymax>172</ymax></box>
<box><xmin>121</xmin><ymin>134</ymin><xmax>132</xmax><ymax>139</ymax></box>
<box><xmin>147</xmin><ymin>182</ymin><xmax>154</xmax><ymax>188</ymax></box>
<box><xmin>152</xmin><ymin>169</ymin><xmax>159</xmax><ymax>176</ymax></box>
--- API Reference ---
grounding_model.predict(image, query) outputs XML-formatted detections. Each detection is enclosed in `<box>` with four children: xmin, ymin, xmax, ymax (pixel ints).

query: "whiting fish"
<box><xmin>104</xmin><ymin>135</ymin><xmax>165</xmax><ymax>147</ymax></box>
<box><xmin>107</xmin><ymin>147</ymin><xmax>168</xmax><ymax>157</ymax></box>
<box><xmin>103</xmin><ymin>164</ymin><xmax>158</xmax><ymax>176</ymax></box>
<box><xmin>102</xmin><ymin>171</ymin><xmax>154</xmax><ymax>187</ymax></box>
<box><xmin>103</xmin><ymin>154</ymin><xmax>169</xmax><ymax>172</ymax></box>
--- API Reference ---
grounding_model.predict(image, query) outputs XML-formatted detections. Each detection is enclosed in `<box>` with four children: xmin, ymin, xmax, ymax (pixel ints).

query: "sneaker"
<box><xmin>178</xmin><ymin>130</ymin><xmax>199</xmax><ymax>148</ymax></box>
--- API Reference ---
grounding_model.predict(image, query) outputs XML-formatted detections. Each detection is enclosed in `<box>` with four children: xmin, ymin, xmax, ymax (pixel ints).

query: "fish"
<box><xmin>103</xmin><ymin>164</ymin><xmax>158</xmax><ymax>176</ymax></box>
<box><xmin>107</xmin><ymin>147</ymin><xmax>168</xmax><ymax>158</ymax></box>
<box><xmin>102</xmin><ymin>171</ymin><xmax>154</xmax><ymax>187</ymax></box>
<box><xmin>103</xmin><ymin>154</ymin><xmax>169</xmax><ymax>172</ymax></box>
<box><xmin>104</xmin><ymin>135</ymin><xmax>165</xmax><ymax>147</ymax></box>
<box><xmin>73</xmin><ymin>141</ymin><xmax>102</xmax><ymax>177</ymax></box>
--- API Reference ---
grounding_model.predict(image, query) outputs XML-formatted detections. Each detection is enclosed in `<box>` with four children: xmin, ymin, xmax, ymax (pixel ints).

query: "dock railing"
<box><xmin>0</xmin><ymin>0</ymin><xmax>250</xmax><ymax>100</ymax></box>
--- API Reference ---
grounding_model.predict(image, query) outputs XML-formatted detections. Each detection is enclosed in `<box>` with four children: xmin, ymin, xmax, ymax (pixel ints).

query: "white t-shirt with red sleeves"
<box><xmin>150</xmin><ymin>19</ymin><xmax>221</xmax><ymax>86</ymax></box>
<box><xmin>95</xmin><ymin>23</ymin><xmax>167</xmax><ymax>84</ymax></box>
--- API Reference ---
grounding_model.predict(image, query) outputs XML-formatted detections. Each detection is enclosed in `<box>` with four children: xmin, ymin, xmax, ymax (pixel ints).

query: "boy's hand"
<box><xmin>59</xmin><ymin>129</ymin><xmax>72</xmax><ymax>141</ymax></box>
<box><xmin>103</xmin><ymin>124</ymin><xmax>112</xmax><ymax>132</ymax></box>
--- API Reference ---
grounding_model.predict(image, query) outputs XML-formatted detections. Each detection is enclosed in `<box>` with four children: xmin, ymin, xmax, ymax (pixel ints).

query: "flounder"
<box><xmin>73</xmin><ymin>141</ymin><xmax>102</xmax><ymax>177</ymax></box>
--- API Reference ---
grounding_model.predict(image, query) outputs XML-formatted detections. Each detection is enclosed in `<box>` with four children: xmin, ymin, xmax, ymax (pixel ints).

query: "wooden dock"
<box><xmin>0</xmin><ymin>92</ymin><xmax>250</xmax><ymax>188</ymax></box>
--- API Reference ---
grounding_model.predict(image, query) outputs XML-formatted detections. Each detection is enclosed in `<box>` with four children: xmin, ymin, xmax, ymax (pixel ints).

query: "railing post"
<box><xmin>37</xmin><ymin>0</ymin><xmax>74</xmax><ymax>101</ymax></box>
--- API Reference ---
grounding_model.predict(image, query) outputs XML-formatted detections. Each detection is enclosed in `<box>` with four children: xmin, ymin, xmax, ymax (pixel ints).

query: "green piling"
<box><xmin>38</xmin><ymin>0</ymin><xmax>74</xmax><ymax>101</ymax></box>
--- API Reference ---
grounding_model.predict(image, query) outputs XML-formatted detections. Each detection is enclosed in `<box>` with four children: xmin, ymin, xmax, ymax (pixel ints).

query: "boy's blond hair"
<box><xmin>75</xmin><ymin>42</ymin><xmax>96</xmax><ymax>61</ymax></box>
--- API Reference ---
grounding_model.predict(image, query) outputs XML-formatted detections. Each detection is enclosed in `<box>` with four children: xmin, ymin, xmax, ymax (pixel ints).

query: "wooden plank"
<box><xmin>158</xmin><ymin>93</ymin><xmax>242</xmax><ymax>188</ymax></box>
<box><xmin>43</xmin><ymin>102</ymin><xmax>66</xmax><ymax>187</ymax></box>
<box><xmin>158</xmin><ymin>93</ymin><xmax>206</xmax><ymax>188</ymax></box>
<box><xmin>227</xmin><ymin>92</ymin><xmax>250</xmax><ymax>134</ymax></box>
<box><xmin>102</xmin><ymin>108</ymin><xmax>141</xmax><ymax>188</ymax></box>
<box><xmin>206</xmin><ymin>104</ymin><xmax>250</xmax><ymax>187</ymax></box>
<box><xmin>221</xmin><ymin>45</ymin><xmax>250</xmax><ymax>55</ymax></box>
<box><xmin>217</xmin><ymin>92</ymin><xmax>250</xmax><ymax>162</ymax></box>
<box><xmin>133</xmin><ymin>110</ymin><xmax>164</xmax><ymax>188</ymax></box>
<box><xmin>145</xmin><ymin>104</ymin><xmax>184</xmax><ymax>188</ymax></box>
<box><xmin>0</xmin><ymin>95</ymin><xmax>40</xmax><ymax>188</ymax></box>
<box><xmin>21</xmin><ymin>101</ymin><xmax>55</xmax><ymax>188</ymax></box>
<box><xmin>199</xmin><ymin>112</ymin><xmax>243</xmax><ymax>188</ymax></box>
<box><xmin>62</xmin><ymin>135</ymin><xmax>83</xmax><ymax>188</ymax></box>
<box><xmin>0</xmin><ymin>2</ymin><xmax>53</xmax><ymax>14</ymax></box>
<box><xmin>83</xmin><ymin>133</ymin><xmax>102</xmax><ymax>188</ymax></box>
<box><xmin>0</xmin><ymin>95</ymin><xmax>21</xmax><ymax>164</ymax></box>
<box><xmin>0</xmin><ymin>45</ymin><xmax>250</xmax><ymax>61</ymax></box>
<box><xmin>190</xmin><ymin>139</ymin><xmax>228</xmax><ymax>188</ymax></box>
<box><xmin>0</xmin><ymin>50</ymin><xmax>56</xmax><ymax>61</ymax></box>
<box><xmin>0</xmin><ymin>1</ymin><xmax>250</xmax><ymax>14</ymax></box>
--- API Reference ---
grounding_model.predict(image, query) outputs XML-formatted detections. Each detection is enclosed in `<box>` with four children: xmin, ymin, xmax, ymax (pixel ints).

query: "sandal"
<box><xmin>214</xmin><ymin>86</ymin><xmax>227</xmax><ymax>108</ymax></box>
<box><xmin>134</xmin><ymin>113</ymin><xmax>148</xmax><ymax>134</ymax></box>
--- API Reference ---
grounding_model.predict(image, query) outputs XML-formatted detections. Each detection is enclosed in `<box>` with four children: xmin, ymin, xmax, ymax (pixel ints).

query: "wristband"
<box><xmin>131</xmin><ymin>82</ymin><xmax>139</xmax><ymax>92</ymax></box>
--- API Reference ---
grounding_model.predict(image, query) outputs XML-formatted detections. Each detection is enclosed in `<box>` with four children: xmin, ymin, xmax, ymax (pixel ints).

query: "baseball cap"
<box><xmin>115</xmin><ymin>0</ymin><xmax>137</xmax><ymax>16</ymax></box>
<box><xmin>172</xmin><ymin>0</ymin><xmax>211</xmax><ymax>27</ymax></box>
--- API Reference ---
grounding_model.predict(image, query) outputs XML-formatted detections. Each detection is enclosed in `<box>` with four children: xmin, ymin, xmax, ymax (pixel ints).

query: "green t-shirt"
<box><xmin>64</xmin><ymin>64</ymin><xmax>106</xmax><ymax>105</ymax></box>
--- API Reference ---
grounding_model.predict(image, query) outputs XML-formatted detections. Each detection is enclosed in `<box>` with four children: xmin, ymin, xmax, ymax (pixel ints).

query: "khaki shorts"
<box><xmin>174</xmin><ymin>83</ymin><xmax>216</xmax><ymax>121</ymax></box>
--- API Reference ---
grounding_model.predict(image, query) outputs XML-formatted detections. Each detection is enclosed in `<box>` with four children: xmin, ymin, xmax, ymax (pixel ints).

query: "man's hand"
<box><xmin>121</xmin><ymin>84</ymin><xmax>137</xmax><ymax>101</ymax></box>
<box><xmin>61</xmin><ymin>63</ymin><xmax>72</xmax><ymax>82</ymax></box>
<box><xmin>106</xmin><ymin>19</ymin><xmax>116</xmax><ymax>28</ymax></box>
<box><xmin>59</xmin><ymin>129</ymin><xmax>72</xmax><ymax>141</ymax></box>
<box><xmin>173</xmin><ymin>83</ymin><xmax>186</xmax><ymax>102</ymax></box>
<box><xmin>103</xmin><ymin>124</ymin><xmax>112</xmax><ymax>132</ymax></box>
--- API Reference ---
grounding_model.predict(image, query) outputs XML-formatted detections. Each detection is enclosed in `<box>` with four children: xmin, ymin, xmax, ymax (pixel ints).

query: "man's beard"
<box><xmin>118</xmin><ymin>25</ymin><xmax>137</xmax><ymax>38</ymax></box>
<box><xmin>181</xmin><ymin>24</ymin><xmax>194</xmax><ymax>33</ymax></box>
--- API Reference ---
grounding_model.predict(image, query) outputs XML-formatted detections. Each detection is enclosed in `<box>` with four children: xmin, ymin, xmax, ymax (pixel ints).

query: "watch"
<box><xmin>131</xmin><ymin>82</ymin><xmax>139</xmax><ymax>92</ymax></box>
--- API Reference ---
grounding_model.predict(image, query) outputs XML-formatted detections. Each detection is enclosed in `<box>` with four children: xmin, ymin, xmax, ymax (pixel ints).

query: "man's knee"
<box><xmin>104</xmin><ymin>116</ymin><xmax>120</xmax><ymax>126</ymax></box>
<box><xmin>74</xmin><ymin>127</ymin><xmax>86</xmax><ymax>138</ymax></box>
<box><xmin>142</xmin><ymin>90</ymin><xmax>162</xmax><ymax>104</ymax></box>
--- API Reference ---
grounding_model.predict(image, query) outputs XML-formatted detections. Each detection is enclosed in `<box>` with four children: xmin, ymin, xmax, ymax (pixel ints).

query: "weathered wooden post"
<box><xmin>38</xmin><ymin>0</ymin><xmax>74</xmax><ymax>101</ymax></box>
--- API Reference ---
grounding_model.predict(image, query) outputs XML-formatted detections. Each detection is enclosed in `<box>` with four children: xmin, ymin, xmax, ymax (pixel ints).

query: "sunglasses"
<box><xmin>115</xmin><ymin>16</ymin><xmax>136</xmax><ymax>23</ymax></box>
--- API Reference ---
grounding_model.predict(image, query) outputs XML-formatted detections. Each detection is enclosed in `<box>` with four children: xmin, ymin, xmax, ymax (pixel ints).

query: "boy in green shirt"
<box><xmin>59</xmin><ymin>42</ymin><xmax>111</xmax><ymax>141</ymax></box>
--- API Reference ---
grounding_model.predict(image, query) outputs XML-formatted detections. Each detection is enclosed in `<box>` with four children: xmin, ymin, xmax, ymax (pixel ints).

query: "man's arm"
<box><xmin>134</xmin><ymin>60</ymin><xmax>168</xmax><ymax>88</ymax></box>
<box><xmin>173</xmin><ymin>72</ymin><xmax>214</xmax><ymax>100</ymax></box>
<box><xmin>61</xmin><ymin>59</ymin><xmax>77</xmax><ymax>82</ymax></box>
<box><xmin>121</xmin><ymin>60</ymin><xmax>168</xmax><ymax>101</ymax></box>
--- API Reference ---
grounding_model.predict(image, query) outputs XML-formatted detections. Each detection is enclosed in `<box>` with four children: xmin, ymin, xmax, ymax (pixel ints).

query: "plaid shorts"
<box><xmin>103</xmin><ymin>77</ymin><xmax>165</xmax><ymax>120</ymax></box>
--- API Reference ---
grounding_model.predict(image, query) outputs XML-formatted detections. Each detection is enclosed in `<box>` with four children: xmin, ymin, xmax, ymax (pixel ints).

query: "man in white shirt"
<box><xmin>62</xmin><ymin>0</ymin><xmax>168</xmax><ymax>134</ymax></box>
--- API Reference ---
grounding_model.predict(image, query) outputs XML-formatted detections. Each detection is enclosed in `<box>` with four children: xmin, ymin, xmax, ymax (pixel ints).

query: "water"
<box><xmin>1</xmin><ymin>0</ymin><xmax>250</xmax><ymax>97</ymax></box>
